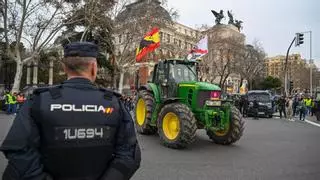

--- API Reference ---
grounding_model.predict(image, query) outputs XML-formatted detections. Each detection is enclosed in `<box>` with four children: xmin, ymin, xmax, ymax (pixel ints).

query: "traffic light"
<box><xmin>295</xmin><ymin>33</ymin><xmax>304</xmax><ymax>46</ymax></box>
<box><xmin>289</xmin><ymin>81</ymin><xmax>293</xmax><ymax>93</ymax></box>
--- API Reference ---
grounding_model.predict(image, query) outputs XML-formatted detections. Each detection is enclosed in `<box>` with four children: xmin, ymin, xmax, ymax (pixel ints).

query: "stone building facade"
<box><xmin>265</xmin><ymin>54</ymin><xmax>315</xmax><ymax>92</ymax></box>
<box><xmin>113</xmin><ymin>0</ymin><xmax>201</xmax><ymax>94</ymax></box>
<box><xmin>200</xmin><ymin>24</ymin><xmax>246</xmax><ymax>93</ymax></box>
<box><xmin>113</xmin><ymin>0</ymin><xmax>247</xmax><ymax>94</ymax></box>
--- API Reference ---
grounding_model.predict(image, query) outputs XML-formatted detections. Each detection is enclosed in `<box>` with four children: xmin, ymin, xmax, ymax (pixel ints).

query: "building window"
<box><xmin>167</xmin><ymin>34</ymin><xmax>171</xmax><ymax>43</ymax></box>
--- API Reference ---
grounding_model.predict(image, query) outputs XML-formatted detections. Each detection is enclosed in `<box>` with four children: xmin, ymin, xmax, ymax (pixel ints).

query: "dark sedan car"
<box><xmin>246</xmin><ymin>90</ymin><xmax>274</xmax><ymax>118</ymax></box>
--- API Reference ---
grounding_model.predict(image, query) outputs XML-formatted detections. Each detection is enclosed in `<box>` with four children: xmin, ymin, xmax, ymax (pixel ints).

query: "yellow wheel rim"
<box><xmin>136</xmin><ymin>98</ymin><xmax>146</xmax><ymax>126</ymax></box>
<box><xmin>162</xmin><ymin>112</ymin><xmax>180</xmax><ymax>140</ymax></box>
<box><xmin>214</xmin><ymin>123</ymin><xmax>230</xmax><ymax>136</ymax></box>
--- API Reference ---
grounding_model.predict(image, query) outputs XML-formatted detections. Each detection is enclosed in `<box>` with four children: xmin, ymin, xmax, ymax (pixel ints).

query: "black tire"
<box><xmin>207</xmin><ymin>106</ymin><xmax>245</xmax><ymax>145</ymax></box>
<box><xmin>134</xmin><ymin>90</ymin><xmax>157</xmax><ymax>135</ymax></box>
<box><xmin>269</xmin><ymin>114</ymin><xmax>273</xmax><ymax>118</ymax></box>
<box><xmin>157</xmin><ymin>103</ymin><xmax>197</xmax><ymax>149</ymax></box>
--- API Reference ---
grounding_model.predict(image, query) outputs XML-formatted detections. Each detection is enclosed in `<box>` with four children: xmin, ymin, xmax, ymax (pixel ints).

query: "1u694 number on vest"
<box><xmin>55</xmin><ymin>127</ymin><xmax>111</xmax><ymax>140</ymax></box>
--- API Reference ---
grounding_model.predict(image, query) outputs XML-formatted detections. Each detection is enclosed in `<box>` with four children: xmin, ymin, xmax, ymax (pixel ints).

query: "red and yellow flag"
<box><xmin>136</xmin><ymin>28</ymin><xmax>160</xmax><ymax>62</ymax></box>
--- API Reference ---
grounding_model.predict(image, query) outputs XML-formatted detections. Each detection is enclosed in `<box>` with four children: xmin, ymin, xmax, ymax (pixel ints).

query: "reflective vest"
<box><xmin>305</xmin><ymin>99</ymin><xmax>312</xmax><ymax>107</ymax></box>
<box><xmin>32</xmin><ymin>85</ymin><xmax>121</xmax><ymax>179</ymax></box>
<box><xmin>5</xmin><ymin>94</ymin><xmax>15</xmax><ymax>104</ymax></box>
<box><xmin>4</xmin><ymin>94</ymin><xmax>10</xmax><ymax>104</ymax></box>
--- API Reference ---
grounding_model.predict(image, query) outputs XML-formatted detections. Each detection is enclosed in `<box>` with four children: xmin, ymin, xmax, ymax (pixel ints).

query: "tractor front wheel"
<box><xmin>157</xmin><ymin>103</ymin><xmax>197</xmax><ymax>149</ymax></box>
<box><xmin>134</xmin><ymin>90</ymin><xmax>156</xmax><ymax>135</ymax></box>
<box><xmin>207</xmin><ymin>106</ymin><xmax>245</xmax><ymax>145</ymax></box>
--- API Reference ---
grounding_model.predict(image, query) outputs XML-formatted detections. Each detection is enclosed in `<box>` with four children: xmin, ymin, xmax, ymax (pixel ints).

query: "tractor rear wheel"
<box><xmin>157</xmin><ymin>103</ymin><xmax>197</xmax><ymax>149</ymax></box>
<box><xmin>134</xmin><ymin>90</ymin><xmax>156</xmax><ymax>135</ymax></box>
<box><xmin>207</xmin><ymin>106</ymin><xmax>244</xmax><ymax>145</ymax></box>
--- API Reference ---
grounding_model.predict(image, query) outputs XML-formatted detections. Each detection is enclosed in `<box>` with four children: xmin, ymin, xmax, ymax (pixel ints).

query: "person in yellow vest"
<box><xmin>311</xmin><ymin>97</ymin><xmax>316</xmax><ymax>116</ymax></box>
<box><xmin>10</xmin><ymin>92</ymin><xmax>18</xmax><ymax>115</ymax></box>
<box><xmin>304</xmin><ymin>96</ymin><xmax>312</xmax><ymax>116</ymax></box>
<box><xmin>5</xmin><ymin>91</ymin><xmax>14</xmax><ymax>114</ymax></box>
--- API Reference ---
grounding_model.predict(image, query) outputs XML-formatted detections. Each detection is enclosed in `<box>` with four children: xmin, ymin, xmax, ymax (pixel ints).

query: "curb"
<box><xmin>305</xmin><ymin>119</ymin><xmax>320</xmax><ymax>128</ymax></box>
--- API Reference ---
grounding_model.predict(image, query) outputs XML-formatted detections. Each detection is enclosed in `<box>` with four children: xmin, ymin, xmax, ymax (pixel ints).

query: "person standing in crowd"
<box><xmin>0</xmin><ymin>42</ymin><xmax>141</xmax><ymax>180</ymax></box>
<box><xmin>278</xmin><ymin>96</ymin><xmax>287</xmax><ymax>119</ymax></box>
<box><xmin>4</xmin><ymin>91</ymin><xmax>16</xmax><ymax>115</ymax></box>
<box><xmin>242</xmin><ymin>96</ymin><xmax>249</xmax><ymax>117</ymax></box>
<box><xmin>292</xmin><ymin>95</ymin><xmax>299</xmax><ymax>117</ymax></box>
<box><xmin>11</xmin><ymin>92</ymin><xmax>17</xmax><ymax>114</ymax></box>
<box><xmin>16</xmin><ymin>92</ymin><xmax>25</xmax><ymax>111</ymax></box>
<box><xmin>315</xmin><ymin>99</ymin><xmax>320</xmax><ymax>121</ymax></box>
<box><xmin>311</xmin><ymin>97</ymin><xmax>316</xmax><ymax>116</ymax></box>
<box><xmin>286</xmin><ymin>96</ymin><xmax>294</xmax><ymax>121</ymax></box>
<box><xmin>253</xmin><ymin>98</ymin><xmax>259</xmax><ymax>120</ymax></box>
<box><xmin>298</xmin><ymin>97</ymin><xmax>306</xmax><ymax>121</ymax></box>
<box><xmin>304</xmin><ymin>96</ymin><xmax>312</xmax><ymax>116</ymax></box>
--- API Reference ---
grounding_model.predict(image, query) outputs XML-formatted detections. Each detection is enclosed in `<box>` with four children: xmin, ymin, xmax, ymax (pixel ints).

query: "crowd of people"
<box><xmin>121</xmin><ymin>94</ymin><xmax>136</xmax><ymax>112</ymax></box>
<box><xmin>278</xmin><ymin>95</ymin><xmax>320</xmax><ymax>121</ymax></box>
<box><xmin>0</xmin><ymin>91</ymin><xmax>26</xmax><ymax>115</ymax></box>
<box><xmin>1</xmin><ymin>88</ymin><xmax>137</xmax><ymax>115</ymax></box>
<box><xmin>234</xmin><ymin>94</ymin><xmax>320</xmax><ymax>121</ymax></box>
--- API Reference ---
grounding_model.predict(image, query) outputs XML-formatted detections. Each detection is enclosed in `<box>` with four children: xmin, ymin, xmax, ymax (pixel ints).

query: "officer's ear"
<box><xmin>91</xmin><ymin>60</ymin><xmax>98</xmax><ymax>80</ymax></box>
<box><xmin>61</xmin><ymin>62</ymin><xmax>68</xmax><ymax>73</ymax></box>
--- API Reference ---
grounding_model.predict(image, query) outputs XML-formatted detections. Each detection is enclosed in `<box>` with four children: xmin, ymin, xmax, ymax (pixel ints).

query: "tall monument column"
<box><xmin>26</xmin><ymin>63</ymin><xmax>31</xmax><ymax>86</ymax></box>
<box><xmin>32</xmin><ymin>59</ymin><xmax>38</xmax><ymax>85</ymax></box>
<box><xmin>48</xmin><ymin>57</ymin><xmax>54</xmax><ymax>85</ymax></box>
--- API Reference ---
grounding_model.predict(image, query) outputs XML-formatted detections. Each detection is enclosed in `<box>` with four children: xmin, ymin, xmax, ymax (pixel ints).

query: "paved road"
<box><xmin>0</xmin><ymin>113</ymin><xmax>320</xmax><ymax>180</ymax></box>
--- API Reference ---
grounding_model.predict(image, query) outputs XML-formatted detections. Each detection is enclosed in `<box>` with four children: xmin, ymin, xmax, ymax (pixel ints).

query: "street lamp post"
<box><xmin>284</xmin><ymin>37</ymin><xmax>296</xmax><ymax>96</ymax></box>
<box><xmin>309</xmin><ymin>31</ymin><xmax>312</xmax><ymax>96</ymax></box>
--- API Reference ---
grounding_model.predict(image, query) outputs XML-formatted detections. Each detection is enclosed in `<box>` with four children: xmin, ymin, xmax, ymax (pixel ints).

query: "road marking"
<box><xmin>305</xmin><ymin>119</ymin><xmax>320</xmax><ymax>128</ymax></box>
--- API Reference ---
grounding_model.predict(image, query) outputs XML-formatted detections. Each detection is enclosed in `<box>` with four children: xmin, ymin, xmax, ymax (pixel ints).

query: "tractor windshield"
<box><xmin>169</xmin><ymin>62</ymin><xmax>197</xmax><ymax>83</ymax></box>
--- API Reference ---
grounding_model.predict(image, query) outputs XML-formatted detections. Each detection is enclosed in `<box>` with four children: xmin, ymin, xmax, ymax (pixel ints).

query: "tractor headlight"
<box><xmin>206</xmin><ymin>100</ymin><xmax>221</xmax><ymax>106</ymax></box>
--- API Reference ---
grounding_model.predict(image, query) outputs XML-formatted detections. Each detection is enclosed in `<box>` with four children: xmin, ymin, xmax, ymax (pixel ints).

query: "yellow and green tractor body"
<box><xmin>137</xmin><ymin>59</ymin><xmax>233</xmax><ymax>137</ymax></box>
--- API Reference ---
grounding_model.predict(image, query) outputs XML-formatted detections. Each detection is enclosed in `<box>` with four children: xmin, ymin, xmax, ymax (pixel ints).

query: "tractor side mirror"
<box><xmin>161</xmin><ymin>79</ymin><xmax>168</xmax><ymax>87</ymax></box>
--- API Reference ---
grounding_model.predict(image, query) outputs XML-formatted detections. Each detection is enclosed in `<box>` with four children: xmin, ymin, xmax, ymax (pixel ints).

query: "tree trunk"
<box><xmin>11</xmin><ymin>60</ymin><xmax>23</xmax><ymax>92</ymax></box>
<box><xmin>112</xmin><ymin>71</ymin><xmax>117</xmax><ymax>90</ymax></box>
<box><xmin>249</xmin><ymin>79</ymin><xmax>253</xmax><ymax>90</ymax></box>
<box><xmin>118</xmin><ymin>71</ymin><xmax>124</xmax><ymax>94</ymax></box>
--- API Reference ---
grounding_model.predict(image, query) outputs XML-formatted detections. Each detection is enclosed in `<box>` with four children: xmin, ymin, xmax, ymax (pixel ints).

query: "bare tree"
<box><xmin>237</xmin><ymin>41</ymin><xmax>266</xmax><ymax>89</ymax></box>
<box><xmin>112</xmin><ymin>0</ymin><xmax>181</xmax><ymax>92</ymax></box>
<box><xmin>199</xmin><ymin>35</ymin><xmax>244</xmax><ymax>90</ymax></box>
<box><xmin>1</xmin><ymin>0</ymin><xmax>76</xmax><ymax>92</ymax></box>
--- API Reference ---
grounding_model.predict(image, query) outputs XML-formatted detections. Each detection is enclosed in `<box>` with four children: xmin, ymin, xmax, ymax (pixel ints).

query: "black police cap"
<box><xmin>64</xmin><ymin>42</ymin><xmax>98</xmax><ymax>58</ymax></box>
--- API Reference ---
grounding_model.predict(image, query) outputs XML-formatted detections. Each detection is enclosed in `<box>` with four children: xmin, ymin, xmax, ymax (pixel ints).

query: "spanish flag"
<box><xmin>136</xmin><ymin>28</ymin><xmax>160</xmax><ymax>62</ymax></box>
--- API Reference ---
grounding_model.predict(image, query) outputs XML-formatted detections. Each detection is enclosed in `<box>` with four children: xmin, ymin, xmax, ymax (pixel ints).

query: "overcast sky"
<box><xmin>167</xmin><ymin>0</ymin><xmax>320</xmax><ymax>66</ymax></box>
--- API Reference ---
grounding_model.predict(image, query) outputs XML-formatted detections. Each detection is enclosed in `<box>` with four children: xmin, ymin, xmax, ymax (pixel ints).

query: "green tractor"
<box><xmin>134</xmin><ymin>59</ymin><xmax>244</xmax><ymax>149</ymax></box>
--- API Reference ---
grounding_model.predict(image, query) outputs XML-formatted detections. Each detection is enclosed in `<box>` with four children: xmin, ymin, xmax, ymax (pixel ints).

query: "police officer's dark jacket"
<box><xmin>0</xmin><ymin>78</ymin><xmax>141</xmax><ymax>180</ymax></box>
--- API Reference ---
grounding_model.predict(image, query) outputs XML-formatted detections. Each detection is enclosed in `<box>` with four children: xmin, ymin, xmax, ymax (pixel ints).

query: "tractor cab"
<box><xmin>152</xmin><ymin>59</ymin><xmax>198</xmax><ymax>98</ymax></box>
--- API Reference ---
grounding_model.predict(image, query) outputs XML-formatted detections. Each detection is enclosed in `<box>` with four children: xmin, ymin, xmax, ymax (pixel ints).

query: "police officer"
<box><xmin>0</xmin><ymin>42</ymin><xmax>141</xmax><ymax>180</ymax></box>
